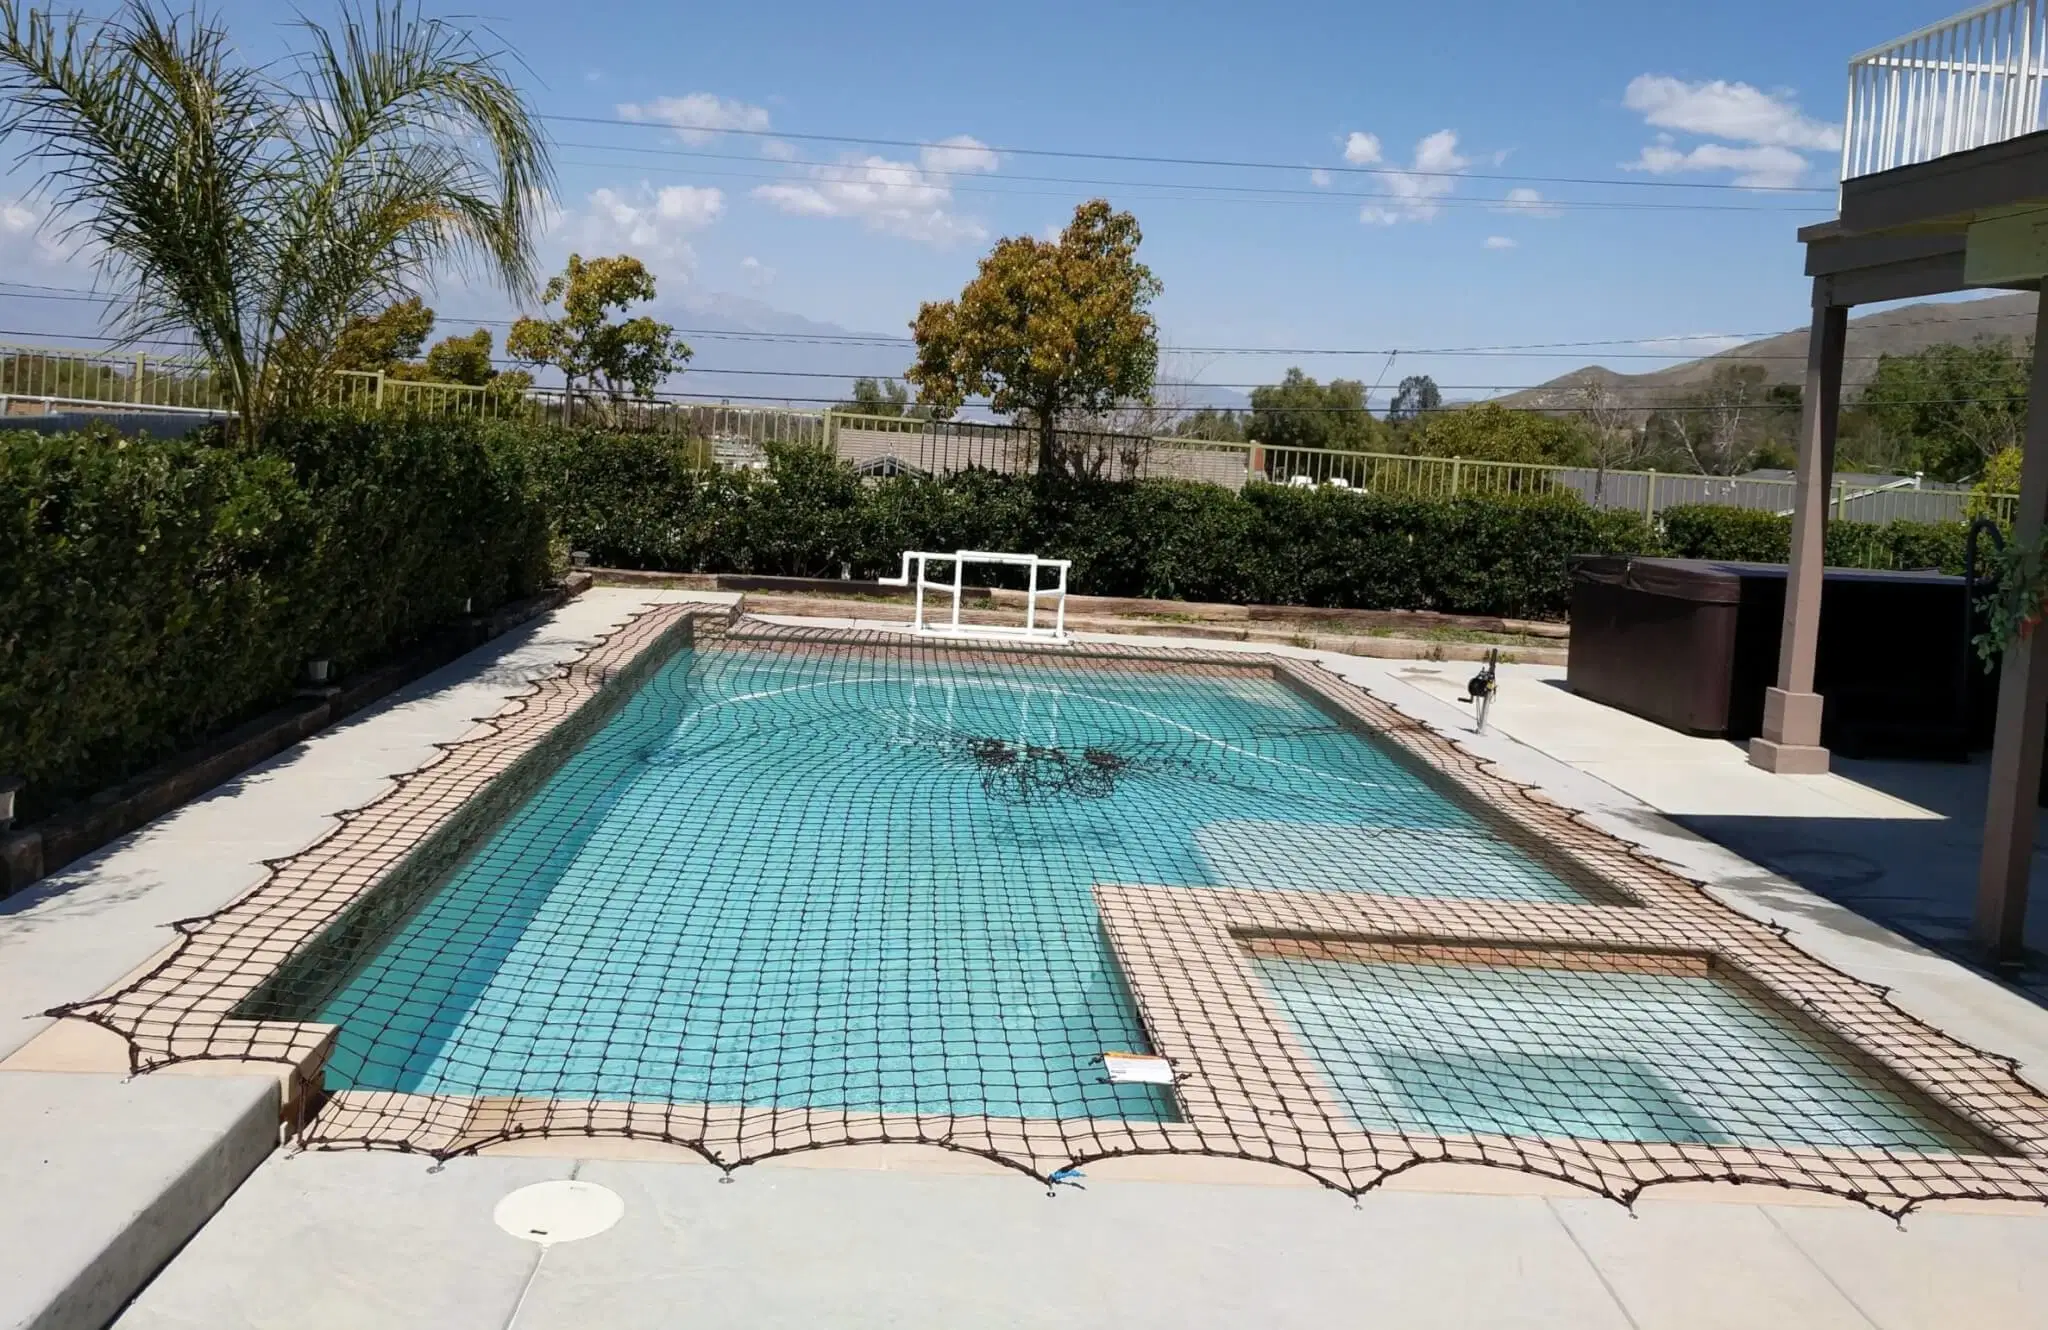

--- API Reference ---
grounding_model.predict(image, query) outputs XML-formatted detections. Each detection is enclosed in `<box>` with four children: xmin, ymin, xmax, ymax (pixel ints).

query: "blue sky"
<box><xmin>0</xmin><ymin>0</ymin><xmax>1987</xmax><ymax>403</ymax></box>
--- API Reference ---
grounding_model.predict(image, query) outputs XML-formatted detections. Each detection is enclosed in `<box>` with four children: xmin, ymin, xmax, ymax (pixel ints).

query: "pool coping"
<box><xmin>30</xmin><ymin>607</ymin><xmax>2048</xmax><ymax>1215</ymax></box>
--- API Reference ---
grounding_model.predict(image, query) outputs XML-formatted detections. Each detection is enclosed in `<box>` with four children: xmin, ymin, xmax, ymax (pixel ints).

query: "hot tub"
<box><xmin>1567</xmin><ymin>556</ymin><xmax>1993</xmax><ymax>758</ymax></box>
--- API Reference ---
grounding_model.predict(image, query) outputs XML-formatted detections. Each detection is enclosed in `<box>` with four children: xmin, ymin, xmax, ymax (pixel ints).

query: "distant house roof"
<box><xmin>1739</xmin><ymin>468</ymin><xmax>1971</xmax><ymax>494</ymax></box>
<box><xmin>852</xmin><ymin>454</ymin><xmax>928</xmax><ymax>479</ymax></box>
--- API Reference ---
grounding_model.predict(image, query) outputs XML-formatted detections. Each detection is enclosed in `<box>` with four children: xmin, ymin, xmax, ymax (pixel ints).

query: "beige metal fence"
<box><xmin>821</xmin><ymin>416</ymin><xmax>2023</xmax><ymax>522</ymax></box>
<box><xmin>0</xmin><ymin>343</ymin><xmax>227</xmax><ymax>415</ymax></box>
<box><xmin>824</xmin><ymin>413</ymin><xmax>1272</xmax><ymax>486</ymax></box>
<box><xmin>328</xmin><ymin>370</ymin><xmax>506</xmax><ymax>415</ymax></box>
<box><xmin>0</xmin><ymin>341</ymin><xmax>2016</xmax><ymax>529</ymax></box>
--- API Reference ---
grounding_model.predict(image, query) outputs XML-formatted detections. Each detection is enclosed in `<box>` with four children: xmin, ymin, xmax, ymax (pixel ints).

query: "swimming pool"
<box><xmin>98</xmin><ymin>606</ymin><xmax>2048</xmax><ymax>1206</ymax></box>
<box><xmin>300</xmin><ymin>643</ymin><xmax>1592</xmax><ymax>1119</ymax></box>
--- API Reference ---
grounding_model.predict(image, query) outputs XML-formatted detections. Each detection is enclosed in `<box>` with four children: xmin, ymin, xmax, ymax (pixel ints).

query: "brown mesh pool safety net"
<box><xmin>47</xmin><ymin>605</ymin><xmax>2048</xmax><ymax>1216</ymax></box>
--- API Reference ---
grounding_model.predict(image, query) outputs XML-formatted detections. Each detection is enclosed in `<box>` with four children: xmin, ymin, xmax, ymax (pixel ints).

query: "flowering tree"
<box><xmin>907</xmin><ymin>199</ymin><xmax>1160</xmax><ymax>476</ymax></box>
<box><xmin>506</xmin><ymin>253</ymin><xmax>691</xmax><ymax>422</ymax></box>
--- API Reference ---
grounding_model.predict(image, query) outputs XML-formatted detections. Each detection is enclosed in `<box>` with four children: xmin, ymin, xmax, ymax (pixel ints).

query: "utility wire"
<box><xmin>0</xmin><ymin>280</ymin><xmax>2030</xmax><ymax>361</ymax></box>
<box><xmin>546</xmin><ymin>148</ymin><xmax>1831</xmax><ymax>215</ymax></box>
<box><xmin>0</xmin><ymin>321</ymin><xmax>2012</xmax><ymax>393</ymax></box>
<box><xmin>539</xmin><ymin>113</ymin><xmax>1838</xmax><ymax>195</ymax></box>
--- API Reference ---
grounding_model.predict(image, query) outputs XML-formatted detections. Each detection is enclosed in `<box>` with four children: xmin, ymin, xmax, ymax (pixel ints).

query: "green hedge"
<box><xmin>1</xmin><ymin>416</ymin><xmax>550</xmax><ymax>820</ymax></box>
<box><xmin>1659</xmin><ymin>503</ymin><xmax>1978</xmax><ymax>573</ymax></box>
<box><xmin>526</xmin><ymin>436</ymin><xmax>1657</xmax><ymax>618</ymax></box>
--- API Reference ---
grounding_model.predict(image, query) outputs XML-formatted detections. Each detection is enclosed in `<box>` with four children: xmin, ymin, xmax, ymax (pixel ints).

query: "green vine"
<box><xmin>1976</xmin><ymin>533</ymin><xmax>2048</xmax><ymax>668</ymax></box>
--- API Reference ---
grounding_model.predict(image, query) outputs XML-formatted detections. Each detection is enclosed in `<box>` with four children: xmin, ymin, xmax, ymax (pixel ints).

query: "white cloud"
<box><xmin>918</xmin><ymin>134</ymin><xmax>999</xmax><ymax>175</ymax></box>
<box><xmin>1626</xmin><ymin>136</ymin><xmax>1812</xmax><ymax>188</ymax></box>
<box><xmin>1619</xmin><ymin>74</ymin><xmax>1841</xmax><ymax>188</ymax></box>
<box><xmin>759</xmin><ymin>138</ymin><xmax>799</xmax><ymax>161</ymax></box>
<box><xmin>1343</xmin><ymin>131</ymin><xmax>1382</xmax><ymax>165</ymax></box>
<box><xmin>0</xmin><ymin>196</ymin><xmax>86</xmax><ymax>267</ymax></box>
<box><xmin>1493</xmin><ymin>186</ymin><xmax>1561</xmax><ymax>218</ymax></box>
<box><xmin>1623</xmin><ymin>75</ymin><xmax>1841</xmax><ymax>151</ymax></box>
<box><xmin>753</xmin><ymin>147</ymin><xmax>990</xmax><ymax>246</ymax></box>
<box><xmin>617</xmin><ymin>92</ymin><xmax>771</xmax><ymax>145</ymax></box>
<box><xmin>557</xmin><ymin>183</ymin><xmax>725</xmax><ymax>272</ymax></box>
<box><xmin>1483</xmin><ymin>235</ymin><xmax>1517</xmax><ymax>250</ymax></box>
<box><xmin>1308</xmin><ymin>167</ymin><xmax>1332</xmax><ymax>188</ymax></box>
<box><xmin>740</xmin><ymin>255</ymin><xmax>775</xmax><ymax>286</ymax></box>
<box><xmin>0</xmin><ymin>199</ymin><xmax>44</xmax><ymax>243</ymax></box>
<box><xmin>1356</xmin><ymin>129</ymin><xmax>1468</xmax><ymax>224</ymax></box>
<box><xmin>1414</xmin><ymin>130</ymin><xmax>1466</xmax><ymax>173</ymax></box>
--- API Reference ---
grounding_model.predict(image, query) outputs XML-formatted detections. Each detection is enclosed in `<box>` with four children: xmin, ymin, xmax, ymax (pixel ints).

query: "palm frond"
<box><xmin>0</xmin><ymin>0</ymin><xmax>553</xmax><ymax>443</ymax></box>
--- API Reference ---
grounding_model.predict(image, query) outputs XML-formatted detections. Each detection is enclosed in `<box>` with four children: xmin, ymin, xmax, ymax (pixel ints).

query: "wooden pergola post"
<box><xmin>1750</xmin><ymin>280</ymin><xmax>1847</xmax><ymax>775</ymax></box>
<box><xmin>1973</xmin><ymin>296</ymin><xmax>2048</xmax><ymax>958</ymax></box>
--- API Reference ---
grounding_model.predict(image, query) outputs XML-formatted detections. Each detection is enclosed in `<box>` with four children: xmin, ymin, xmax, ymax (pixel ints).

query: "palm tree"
<box><xmin>0</xmin><ymin>1</ymin><xmax>552</xmax><ymax>444</ymax></box>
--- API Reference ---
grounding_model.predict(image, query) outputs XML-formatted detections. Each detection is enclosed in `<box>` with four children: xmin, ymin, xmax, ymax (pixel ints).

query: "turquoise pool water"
<box><xmin>311</xmin><ymin>646</ymin><xmax>1587</xmax><ymax>1118</ymax></box>
<box><xmin>1257</xmin><ymin>955</ymin><xmax>1969</xmax><ymax>1150</ymax></box>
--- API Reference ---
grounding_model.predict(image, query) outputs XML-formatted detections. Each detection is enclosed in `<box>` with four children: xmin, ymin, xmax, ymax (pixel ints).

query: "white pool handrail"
<box><xmin>877</xmin><ymin>549</ymin><xmax>1073</xmax><ymax>643</ymax></box>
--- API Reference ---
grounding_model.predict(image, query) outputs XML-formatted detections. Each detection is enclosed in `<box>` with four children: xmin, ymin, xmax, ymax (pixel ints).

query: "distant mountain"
<box><xmin>654</xmin><ymin>291</ymin><xmax>913</xmax><ymax>409</ymax></box>
<box><xmin>1494</xmin><ymin>292</ymin><xmax>2038</xmax><ymax>416</ymax></box>
<box><xmin>657</xmin><ymin>292</ymin><xmax>1258</xmax><ymax>419</ymax></box>
<box><xmin>1151</xmin><ymin>373</ymin><xmax>1253</xmax><ymax>415</ymax></box>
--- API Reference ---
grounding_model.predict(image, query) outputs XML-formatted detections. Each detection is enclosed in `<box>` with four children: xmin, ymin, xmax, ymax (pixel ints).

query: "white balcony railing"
<box><xmin>1844</xmin><ymin>0</ymin><xmax>2048</xmax><ymax>179</ymax></box>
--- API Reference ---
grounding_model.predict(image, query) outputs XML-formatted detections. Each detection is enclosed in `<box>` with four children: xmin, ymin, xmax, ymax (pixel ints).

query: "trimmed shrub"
<box><xmin>1659</xmin><ymin>503</ymin><xmax>1980</xmax><ymax>574</ymax></box>
<box><xmin>1858</xmin><ymin>519</ymin><xmax>1970</xmax><ymax>574</ymax></box>
<box><xmin>854</xmin><ymin>466</ymin><xmax>1035</xmax><ymax>574</ymax></box>
<box><xmin>534</xmin><ymin>437</ymin><xmax>1658</xmax><ymax>619</ymax></box>
<box><xmin>1</xmin><ymin>417</ymin><xmax>550</xmax><ymax>819</ymax></box>
<box><xmin>1241</xmin><ymin>487</ymin><xmax>1652</xmax><ymax>616</ymax></box>
<box><xmin>2</xmin><ymin>431</ymin><xmax>313</xmax><ymax>820</ymax></box>
<box><xmin>1658</xmin><ymin>505</ymin><xmax>1790</xmax><ymax>563</ymax></box>
<box><xmin>275</xmin><ymin>413</ymin><xmax>553</xmax><ymax>660</ymax></box>
<box><xmin>510</xmin><ymin>424</ymin><xmax>739</xmax><ymax>572</ymax></box>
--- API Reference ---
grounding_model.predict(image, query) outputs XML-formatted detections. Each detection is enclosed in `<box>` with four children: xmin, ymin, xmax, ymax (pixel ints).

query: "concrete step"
<box><xmin>0</xmin><ymin>1070</ymin><xmax>278</xmax><ymax>1330</ymax></box>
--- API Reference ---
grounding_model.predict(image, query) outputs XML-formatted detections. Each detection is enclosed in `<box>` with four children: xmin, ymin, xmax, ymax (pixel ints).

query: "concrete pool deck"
<box><xmin>0</xmin><ymin>590</ymin><xmax>734</xmax><ymax>1330</ymax></box>
<box><xmin>10</xmin><ymin>591</ymin><xmax>2048</xmax><ymax>1328</ymax></box>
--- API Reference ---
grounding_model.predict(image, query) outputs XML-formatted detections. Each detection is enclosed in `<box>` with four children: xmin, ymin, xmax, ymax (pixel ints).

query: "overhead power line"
<box><xmin>0</xmin><ymin>279</ymin><xmax>2030</xmax><ymax>362</ymax></box>
<box><xmin>0</xmin><ymin>320</ymin><xmax>2021</xmax><ymax>412</ymax></box>
<box><xmin>533</xmin><ymin>364</ymin><xmax>1919</xmax><ymax>393</ymax></box>
<box><xmin>546</xmin><ymin>148</ymin><xmax>1831</xmax><ymax>215</ymax></box>
<box><xmin>539</xmin><ymin>113</ymin><xmax>1838</xmax><ymax>196</ymax></box>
